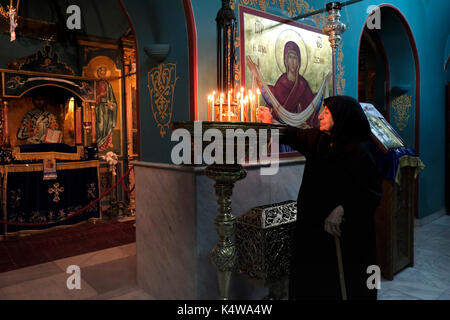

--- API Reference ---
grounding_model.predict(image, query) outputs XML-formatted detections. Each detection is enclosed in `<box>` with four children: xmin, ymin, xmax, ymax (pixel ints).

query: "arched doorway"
<box><xmin>358</xmin><ymin>6</ymin><xmax>421</xmax><ymax>279</ymax></box>
<box><xmin>358</xmin><ymin>5</ymin><xmax>420</xmax><ymax>151</ymax></box>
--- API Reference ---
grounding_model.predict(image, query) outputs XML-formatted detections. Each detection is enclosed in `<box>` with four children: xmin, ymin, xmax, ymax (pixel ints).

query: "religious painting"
<box><xmin>16</xmin><ymin>94</ymin><xmax>61</xmax><ymax>144</ymax></box>
<box><xmin>7</xmin><ymin>93</ymin><xmax>62</xmax><ymax>147</ymax></box>
<box><xmin>4</xmin><ymin>84</ymin><xmax>81</xmax><ymax>147</ymax></box>
<box><xmin>83</xmin><ymin>56</ymin><xmax>122</xmax><ymax>156</ymax></box>
<box><xmin>43</xmin><ymin>158</ymin><xmax>57</xmax><ymax>180</ymax></box>
<box><xmin>360</xmin><ymin>102</ymin><xmax>405</xmax><ymax>151</ymax></box>
<box><xmin>239</xmin><ymin>6</ymin><xmax>334</xmax><ymax>153</ymax></box>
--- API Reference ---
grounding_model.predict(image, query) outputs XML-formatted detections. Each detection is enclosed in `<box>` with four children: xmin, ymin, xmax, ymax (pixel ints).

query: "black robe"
<box><xmin>282</xmin><ymin>96</ymin><xmax>382</xmax><ymax>300</ymax></box>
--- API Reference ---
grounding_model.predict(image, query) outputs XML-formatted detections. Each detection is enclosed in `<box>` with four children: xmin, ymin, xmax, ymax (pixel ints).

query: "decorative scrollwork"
<box><xmin>238</xmin><ymin>200</ymin><xmax>296</xmax><ymax>228</ymax></box>
<box><xmin>392</xmin><ymin>95</ymin><xmax>412</xmax><ymax>131</ymax></box>
<box><xmin>236</xmin><ymin>201</ymin><xmax>297</xmax><ymax>286</ymax></box>
<box><xmin>336</xmin><ymin>42</ymin><xmax>346</xmax><ymax>95</ymax></box>
<box><xmin>210</xmin><ymin>245</ymin><xmax>237</xmax><ymax>272</ymax></box>
<box><xmin>148</xmin><ymin>63</ymin><xmax>178</xmax><ymax>137</ymax></box>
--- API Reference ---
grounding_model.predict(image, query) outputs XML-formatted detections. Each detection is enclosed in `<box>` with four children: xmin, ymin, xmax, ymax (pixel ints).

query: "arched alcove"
<box><xmin>358</xmin><ymin>5</ymin><xmax>420</xmax><ymax>151</ymax></box>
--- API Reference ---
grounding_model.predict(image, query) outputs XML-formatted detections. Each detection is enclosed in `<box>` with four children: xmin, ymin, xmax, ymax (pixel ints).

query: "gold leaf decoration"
<box><xmin>148</xmin><ymin>63</ymin><xmax>178</xmax><ymax>138</ymax></box>
<box><xmin>336</xmin><ymin>42</ymin><xmax>345</xmax><ymax>94</ymax></box>
<box><xmin>392</xmin><ymin>95</ymin><xmax>412</xmax><ymax>131</ymax></box>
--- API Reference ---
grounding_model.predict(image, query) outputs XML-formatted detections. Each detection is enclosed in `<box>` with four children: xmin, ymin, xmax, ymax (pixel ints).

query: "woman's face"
<box><xmin>318</xmin><ymin>106</ymin><xmax>334</xmax><ymax>134</ymax></box>
<box><xmin>285</xmin><ymin>52</ymin><xmax>299</xmax><ymax>73</ymax></box>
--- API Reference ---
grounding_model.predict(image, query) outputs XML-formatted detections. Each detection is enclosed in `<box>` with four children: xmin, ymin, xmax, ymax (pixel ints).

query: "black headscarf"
<box><xmin>324</xmin><ymin>95</ymin><xmax>371</xmax><ymax>148</ymax></box>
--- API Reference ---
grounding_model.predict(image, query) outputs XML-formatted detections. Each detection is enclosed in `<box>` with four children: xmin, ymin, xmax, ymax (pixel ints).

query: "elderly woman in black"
<box><xmin>282</xmin><ymin>95</ymin><xmax>382</xmax><ymax>300</ymax></box>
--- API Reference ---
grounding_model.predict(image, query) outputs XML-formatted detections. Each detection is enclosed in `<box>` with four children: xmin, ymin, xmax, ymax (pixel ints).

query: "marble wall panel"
<box><xmin>134</xmin><ymin>160</ymin><xmax>305</xmax><ymax>299</ymax></box>
<box><xmin>134</xmin><ymin>164</ymin><xmax>197</xmax><ymax>299</ymax></box>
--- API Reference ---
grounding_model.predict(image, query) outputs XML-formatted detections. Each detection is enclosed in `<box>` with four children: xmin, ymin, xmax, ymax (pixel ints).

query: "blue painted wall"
<box><xmin>188</xmin><ymin>0</ymin><xmax>449</xmax><ymax>218</ymax></box>
<box><xmin>120</xmin><ymin>0</ymin><xmax>190</xmax><ymax>164</ymax></box>
<box><xmin>376</xmin><ymin>8</ymin><xmax>416</xmax><ymax>148</ymax></box>
<box><xmin>321</xmin><ymin>0</ymin><xmax>449</xmax><ymax>218</ymax></box>
<box><xmin>1</xmin><ymin>0</ymin><xmax>447</xmax><ymax>218</ymax></box>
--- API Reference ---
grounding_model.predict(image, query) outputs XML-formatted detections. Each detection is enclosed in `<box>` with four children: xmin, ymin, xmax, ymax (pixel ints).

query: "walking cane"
<box><xmin>335</xmin><ymin>236</ymin><xmax>347</xmax><ymax>300</ymax></box>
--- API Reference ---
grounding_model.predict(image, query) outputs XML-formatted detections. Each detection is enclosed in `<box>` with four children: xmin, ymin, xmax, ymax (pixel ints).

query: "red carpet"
<box><xmin>0</xmin><ymin>220</ymin><xmax>135</xmax><ymax>273</ymax></box>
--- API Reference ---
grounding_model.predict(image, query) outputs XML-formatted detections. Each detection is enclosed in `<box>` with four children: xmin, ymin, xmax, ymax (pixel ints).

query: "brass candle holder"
<box><xmin>172</xmin><ymin>121</ymin><xmax>287</xmax><ymax>300</ymax></box>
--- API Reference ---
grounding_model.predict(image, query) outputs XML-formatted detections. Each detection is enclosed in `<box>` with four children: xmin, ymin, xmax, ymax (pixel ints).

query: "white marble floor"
<box><xmin>0</xmin><ymin>215</ymin><xmax>449</xmax><ymax>300</ymax></box>
<box><xmin>378</xmin><ymin>215</ymin><xmax>450</xmax><ymax>300</ymax></box>
<box><xmin>0</xmin><ymin>242</ymin><xmax>153</xmax><ymax>300</ymax></box>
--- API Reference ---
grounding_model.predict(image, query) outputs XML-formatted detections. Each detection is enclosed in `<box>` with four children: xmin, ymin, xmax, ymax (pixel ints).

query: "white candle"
<box><xmin>237</xmin><ymin>92</ymin><xmax>241</xmax><ymax>108</ymax></box>
<box><xmin>244</xmin><ymin>96</ymin><xmax>248</xmax><ymax>122</ymax></box>
<box><xmin>240</xmin><ymin>87</ymin><xmax>244</xmax><ymax>115</ymax></box>
<box><xmin>249</xmin><ymin>91</ymin><xmax>253</xmax><ymax>122</ymax></box>
<box><xmin>228</xmin><ymin>90</ymin><xmax>231</xmax><ymax>121</ymax></box>
<box><xmin>256</xmin><ymin>89</ymin><xmax>261</xmax><ymax>122</ymax></box>
<box><xmin>219</xmin><ymin>93</ymin><xmax>224</xmax><ymax>121</ymax></box>
<box><xmin>252</xmin><ymin>94</ymin><xmax>256</xmax><ymax>122</ymax></box>
<box><xmin>207</xmin><ymin>95</ymin><xmax>212</xmax><ymax>121</ymax></box>
<box><xmin>256</xmin><ymin>88</ymin><xmax>261</xmax><ymax>104</ymax></box>
<box><xmin>212</xmin><ymin>91</ymin><xmax>216</xmax><ymax>121</ymax></box>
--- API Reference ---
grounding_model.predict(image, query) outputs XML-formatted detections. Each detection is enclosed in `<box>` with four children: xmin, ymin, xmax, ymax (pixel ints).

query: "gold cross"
<box><xmin>48</xmin><ymin>183</ymin><xmax>64</xmax><ymax>203</ymax></box>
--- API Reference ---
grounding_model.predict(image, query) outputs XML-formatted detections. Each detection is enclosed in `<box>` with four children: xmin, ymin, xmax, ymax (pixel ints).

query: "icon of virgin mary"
<box><xmin>247</xmin><ymin>41</ymin><xmax>331</xmax><ymax>128</ymax></box>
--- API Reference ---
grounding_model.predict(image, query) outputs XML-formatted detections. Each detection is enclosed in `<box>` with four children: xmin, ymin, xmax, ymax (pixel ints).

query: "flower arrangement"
<box><xmin>100</xmin><ymin>151</ymin><xmax>119</xmax><ymax>218</ymax></box>
<box><xmin>101</xmin><ymin>151</ymin><xmax>118</xmax><ymax>176</ymax></box>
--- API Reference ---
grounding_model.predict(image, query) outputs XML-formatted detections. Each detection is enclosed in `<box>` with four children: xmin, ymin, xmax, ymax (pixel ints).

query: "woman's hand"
<box><xmin>257</xmin><ymin>106</ymin><xmax>273</xmax><ymax>123</ymax></box>
<box><xmin>324</xmin><ymin>205</ymin><xmax>344</xmax><ymax>237</ymax></box>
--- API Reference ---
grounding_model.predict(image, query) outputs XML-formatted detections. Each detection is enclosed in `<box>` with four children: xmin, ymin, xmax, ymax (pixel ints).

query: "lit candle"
<box><xmin>256</xmin><ymin>89</ymin><xmax>261</xmax><ymax>106</ymax></box>
<box><xmin>240</xmin><ymin>98</ymin><xmax>244</xmax><ymax>122</ymax></box>
<box><xmin>240</xmin><ymin>87</ymin><xmax>244</xmax><ymax>108</ymax></box>
<box><xmin>228</xmin><ymin>90</ymin><xmax>231</xmax><ymax>121</ymax></box>
<box><xmin>249</xmin><ymin>91</ymin><xmax>253</xmax><ymax>122</ymax></box>
<box><xmin>212</xmin><ymin>91</ymin><xmax>216</xmax><ymax>121</ymax></box>
<box><xmin>244</xmin><ymin>96</ymin><xmax>248</xmax><ymax>122</ymax></box>
<box><xmin>253</xmin><ymin>94</ymin><xmax>256</xmax><ymax>122</ymax></box>
<box><xmin>91</xmin><ymin>104</ymin><xmax>96</xmax><ymax>142</ymax></box>
<box><xmin>219</xmin><ymin>93</ymin><xmax>224</xmax><ymax>121</ymax></box>
<box><xmin>207</xmin><ymin>95</ymin><xmax>212</xmax><ymax>121</ymax></box>
<box><xmin>256</xmin><ymin>88</ymin><xmax>261</xmax><ymax>122</ymax></box>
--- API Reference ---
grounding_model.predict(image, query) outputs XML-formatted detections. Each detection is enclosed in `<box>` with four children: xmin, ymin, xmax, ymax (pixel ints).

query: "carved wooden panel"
<box><xmin>375</xmin><ymin>167</ymin><xmax>415</xmax><ymax>280</ymax></box>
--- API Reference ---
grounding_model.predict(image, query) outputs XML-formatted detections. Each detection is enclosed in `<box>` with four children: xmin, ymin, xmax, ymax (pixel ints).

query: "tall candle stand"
<box><xmin>172</xmin><ymin>121</ymin><xmax>287</xmax><ymax>300</ymax></box>
<box><xmin>206</xmin><ymin>163</ymin><xmax>246</xmax><ymax>300</ymax></box>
